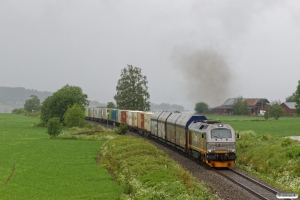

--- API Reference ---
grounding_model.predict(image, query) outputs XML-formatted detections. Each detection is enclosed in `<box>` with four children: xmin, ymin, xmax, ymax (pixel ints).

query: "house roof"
<box><xmin>221</xmin><ymin>98</ymin><xmax>269</xmax><ymax>106</ymax></box>
<box><xmin>281</xmin><ymin>102</ymin><xmax>296</xmax><ymax>109</ymax></box>
<box><xmin>214</xmin><ymin>98</ymin><xmax>269</xmax><ymax>110</ymax></box>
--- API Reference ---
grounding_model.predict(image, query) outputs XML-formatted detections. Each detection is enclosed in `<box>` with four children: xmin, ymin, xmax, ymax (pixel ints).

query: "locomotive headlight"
<box><xmin>228</xmin><ymin>149</ymin><xmax>235</xmax><ymax>153</ymax></box>
<box><xmin>207</xmin><ymin>149</ymin><xmax>212</xmax><ymax>153</ymax></box>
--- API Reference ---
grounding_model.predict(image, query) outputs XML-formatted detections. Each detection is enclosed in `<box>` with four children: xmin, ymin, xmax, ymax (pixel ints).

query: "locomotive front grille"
<box><xmin>206</xmin><ymin>153</ymin><xmax>236</xmax><ymax>161</ymax></box>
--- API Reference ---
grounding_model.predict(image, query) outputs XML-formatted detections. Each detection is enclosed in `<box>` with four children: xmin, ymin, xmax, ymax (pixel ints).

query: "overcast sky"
<box><xmin>1</xmin><ymin>0</ymin><xmax>300</xmax><ymax>110</ymax></box>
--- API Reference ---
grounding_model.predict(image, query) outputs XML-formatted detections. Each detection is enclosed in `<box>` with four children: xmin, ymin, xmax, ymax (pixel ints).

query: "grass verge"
<box><xmin>236</xmin><ymin>130</ymin><xmax>300</xmax><ymax>195</ymax></box>
<box><xmin>99</xmin><ymin>136</ymin><xmax>218</xmax><ymax>200</ymax></box>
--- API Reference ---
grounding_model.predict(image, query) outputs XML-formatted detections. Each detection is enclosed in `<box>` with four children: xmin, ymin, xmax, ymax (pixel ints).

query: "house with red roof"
<box><xmin>213</xmin><ymin>98</ymin><xmax>270</xmax><ymax>115</ymax></box>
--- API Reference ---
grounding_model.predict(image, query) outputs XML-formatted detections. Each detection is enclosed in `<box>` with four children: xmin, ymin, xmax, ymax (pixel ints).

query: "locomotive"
<box><xmin>85</xmin><ymin>108</ymin><xmax>236</xmax><ymax>168</ymax></box>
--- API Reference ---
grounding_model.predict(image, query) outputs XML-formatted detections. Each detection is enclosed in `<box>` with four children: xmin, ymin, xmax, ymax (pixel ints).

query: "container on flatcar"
<box><xmin>121</xmin><ymin>110</ymin><xmax>127</xmax><ymax>124</ymax></box>
<box><xmin>137</xmin><ymin>112</ymin><xmax>145</xmax><ymax>130</ymax></box>
<box><xmin>126</xmin><ymin>110</ymin><xmax>132</xmax><ymax>126</ymax></box>
<box><xmin>97</xmin><ymin>108</ymin><xmax>102</xmax><ymax>119</ymax></box>
<box><xmin>131</xmin><ymin>111</ymin><xmax>141</xmax><ymax>128</ymax></box>
<box><xmin>144</xmin><ymin>112</ymin><xmax>153</xmax><ymax>132</ymax></box>
<box><xmin>102</xmin><ymin>108</ymin><xmax>108</xmax><ymax>120</ymax></box>
<box><xmin>90</xmin><ymin>107</ymin><xmax>94</xmax><ymax>118</ymax></box>
<box><xmin>117</xmin><ymin>110</ymin><xmax>123</xmax><ymax>124</ymax></box>
<box><xmin>111</xmin><ymin>109</ymin><xmax>117</xmax><ymax>122</ymax></box>
<box><xmin>94</xmin><ymin>108</ymin><xmax>101</xmax><ymax>119</ymax></box>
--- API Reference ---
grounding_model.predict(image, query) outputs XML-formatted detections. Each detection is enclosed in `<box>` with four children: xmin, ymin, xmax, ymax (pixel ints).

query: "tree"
<box><xmin>107</xmin><ymin>102</ymin><xmax>116</xmax><ymax>108</ymax></box>
<box><xmin>194</xmin><ymin>102</ymin><xmax>209</xmax><ymax>114</ymax></box>
<box><xmin>114</xmin><ymin>65</ymin><xmax>150</xmax><ymax>111</ymax></box>
<box><xmin>232</xmin><ymin>96</ymin><xmax>250</xmax><ymax>115</ymax></box>
<box><xmin>269</xmin><ymin>100</ymin><xmax>285</xmax><ymax>120</ymax></box>
<box><xmin>40</xmin><ymin>85</ymin><xmax>89</xmax><ymax>124</ymax></box>
<box><xmin>47</xmin><ymin>117</ymin><xmax>62</xmax><ymax>137</ymax></box>
<box><xmin>24</xmin><ymin>95</ymin><xmax>41</xmax><ymax>112</ymax></box>
<box><xmin>294</xmin><ymin>80</ymin><xmax>300</xmax><ymax>115</ymax></box>
<box><xmin>64</xmin><ymin>103</ymin><xmax>85</xmax><ymax>127</ymax></box>
<box><xmin>264</xmin><ymin>104</ymin><xmax>271</xmax><ymax>120</ymax></box>
<box><xmin>286</xmin><ymin>93</ymin><xmax>296</xmax><ymax>102</ymax></box>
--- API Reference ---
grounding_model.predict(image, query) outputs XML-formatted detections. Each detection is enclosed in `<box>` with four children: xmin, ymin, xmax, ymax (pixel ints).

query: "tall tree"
<box><xmin>24</xmin><ymin>95</ymin><xmax>41</xmax><ymax>112</ymax></box>
<box><xmin>232</xmin><ymin>96</ymin><xmax>250</xmax><ymax>115</ymax></box>
<box><xmin>114</xmin><ymin>65</ymin><xmax>150</xmax><ymax>111</ymax></box>
<box><xmin>40</xmin><ymin>85</ymin><xmax>89</xmax><ymax>124</ymax></box>
<box><xmin>194</xmin><ymin>102</ymin><xmax>209</xmax><ymax>114</ymax></box>
<box><xmin>295</xmin><ymin>80</ymin><xmax>300</xmax><ymax>115</ymax></box>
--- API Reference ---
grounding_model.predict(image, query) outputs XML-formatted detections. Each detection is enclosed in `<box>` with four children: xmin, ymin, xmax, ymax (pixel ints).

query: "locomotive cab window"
<box><xmin>211</xmin><ymin>129</ymin><xmax>232</xmax><ymax>138</ymax></box>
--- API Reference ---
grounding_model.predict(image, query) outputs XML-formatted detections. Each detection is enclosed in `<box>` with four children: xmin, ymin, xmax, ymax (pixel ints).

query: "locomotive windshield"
<box><xmin>211</xmin><ymin>129</ymin><xmax>232</xmax><ymax>138</ymax></box>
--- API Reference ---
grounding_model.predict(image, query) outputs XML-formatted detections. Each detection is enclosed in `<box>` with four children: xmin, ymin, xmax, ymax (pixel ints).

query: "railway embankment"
<box><xmin>235</xmin><ymin>130</ymin><xmax>300</xmax><ymax>196</ymax></box>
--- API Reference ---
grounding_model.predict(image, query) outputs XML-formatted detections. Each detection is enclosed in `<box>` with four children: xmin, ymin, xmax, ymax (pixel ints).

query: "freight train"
<box><xmin>85</xmin><ymin>108</ymin><xmax>236</xmax><ymax>167</ymax></box>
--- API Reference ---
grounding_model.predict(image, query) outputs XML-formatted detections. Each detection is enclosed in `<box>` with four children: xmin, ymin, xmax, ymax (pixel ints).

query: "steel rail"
<box><xmin>229</xmin><ymin>168</ymin><xmax>279</xmax><ymax>195</ymax></box>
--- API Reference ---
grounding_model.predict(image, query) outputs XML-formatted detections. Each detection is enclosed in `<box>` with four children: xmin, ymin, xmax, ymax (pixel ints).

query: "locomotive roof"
<box><xmin>188</xmin><ymin>120</ymin><xmax>221</xmax><ymax>131</ymax></box>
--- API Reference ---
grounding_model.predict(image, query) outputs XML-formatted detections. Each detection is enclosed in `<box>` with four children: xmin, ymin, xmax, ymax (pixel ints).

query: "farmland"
<box><xmin>0</xmin><ymin>114</ymin><xmax>122</xmax><ymax>199</ymax></box>
<box><xmin>1</xmin><ymin>113</ymin><xmax>299</xmax><ymax>198</ymax></box>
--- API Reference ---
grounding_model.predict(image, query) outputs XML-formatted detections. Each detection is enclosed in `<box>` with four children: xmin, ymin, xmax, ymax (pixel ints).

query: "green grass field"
<box><xmin>206</xmin><ymin>114</ymin><xmax>300</xmax><ymax>137</ymax></box>
<box><xmin>0</xmin><ymin>114</ymin><xmax>122</xmax><ymax>199</ymax></box>
<box><xmin>1</xmin><ymin>113</ymin><xmax>299</xmax><ymax>198</ymax></box>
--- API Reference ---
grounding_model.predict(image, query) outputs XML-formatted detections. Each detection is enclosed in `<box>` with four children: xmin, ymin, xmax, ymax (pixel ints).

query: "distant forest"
<box><xmin>0</xmin><ymin>87</ymin><xmax>185</xmax><ymax>113</ymax></box>
<box><xmin>0</xmin><ymin>87</ymin><xmax>53</xmax><ymax>104</ymax></box>
<box><xmin>150</xmin><ymin>103</ymin><xmax>184</xmax><ymax>112</ymax></box>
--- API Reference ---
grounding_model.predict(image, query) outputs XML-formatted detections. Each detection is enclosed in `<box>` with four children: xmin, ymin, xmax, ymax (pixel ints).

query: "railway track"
<box><xmin>214</xmin><ymin>168</ymin><xmax>283</xmax><ymax>200</ymax></box>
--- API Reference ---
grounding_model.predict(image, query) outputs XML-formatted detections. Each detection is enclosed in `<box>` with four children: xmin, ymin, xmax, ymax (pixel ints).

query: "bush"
<box><xmin>64</xmin><ymin>104</ymin><xmax>85</xmax><ymax>127</ymax></box>
<box><xmin>12</xmin><ymin>108</ymin><xmax>26</xmax><ymax>114</ymax></box>
<box><xmin>237</xmin><ymin>130</ymin><xmax>256</xmax><ymax>139</ymax></box>
<box><xmin>262</xmin><ymin>134</ymin><xmax>272</xmax><ymax>140</ymax></box>
<box><xmin>47</xmin><ymin>117</ymin><xmax>62</xmax><ymax>137</ymax></box>
<box><xmin>281</xmin><ymin>138</ymin><xmax>293</xmax><ymax>147</ymax></box>
<box><xmin>25</xmin><ymin>111</ymin><xmax>40</xmax><ymax>117</ymax></box>
<box><xmin>115</xmin><ymin>123</ymin><xmax>128</xmax><ymax>135</ymax></box>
